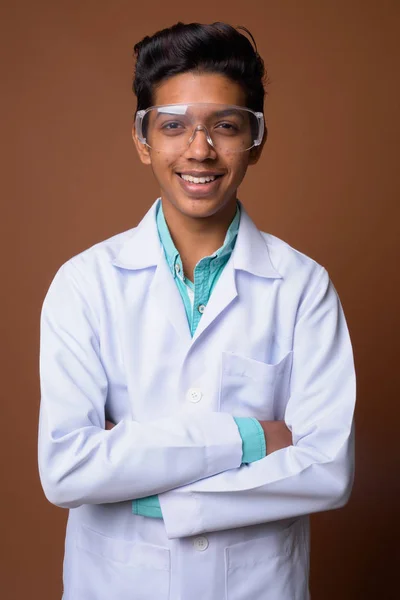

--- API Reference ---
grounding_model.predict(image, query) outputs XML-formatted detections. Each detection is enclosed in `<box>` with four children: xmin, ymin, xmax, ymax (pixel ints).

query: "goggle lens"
<box><xmin>136</xmin><ymin>103</ymin><xmax>264</xmax><ymax>153</ymax></box>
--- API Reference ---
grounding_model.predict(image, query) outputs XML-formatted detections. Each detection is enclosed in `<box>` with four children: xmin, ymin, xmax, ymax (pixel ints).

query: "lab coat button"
<box><xmin>187</xmin><ymin>388</ymin><xmax>203</xmax><ymax>403</ymax></box>
<box><xmin>198</xmin><ymin>304</ymin><xmax>206</xmax><ymax>314</ymax></box>
<box><xmin>193</xmin><ymin>536</ymin><xmax>209</xmax><ymax>551</ymax></box>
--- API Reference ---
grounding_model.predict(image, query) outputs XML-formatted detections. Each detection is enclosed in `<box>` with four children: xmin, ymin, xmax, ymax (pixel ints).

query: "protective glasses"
<box><xmin>135</xmin><ymin>103</ymin><xmax>264</xmax><ymax>154</ymax></box>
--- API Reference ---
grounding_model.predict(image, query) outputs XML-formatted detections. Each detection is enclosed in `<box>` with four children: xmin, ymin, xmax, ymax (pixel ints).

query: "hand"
<box><xmin>258</xmin><ymin>420</ymin><xmax>292</xmax><ymax>455</ymax></box>
<box><xmin>105</xmin><ymin>420</ymin><xmax>116</xmax><ymax>430</ymax></box>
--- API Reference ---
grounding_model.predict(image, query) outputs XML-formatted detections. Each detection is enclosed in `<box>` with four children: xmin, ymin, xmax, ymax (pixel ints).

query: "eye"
<box><xmin>161</xmin><ymin>121</ymin><xmax>185</xmax><ymax>131</ymax></box>
<box><xmin>215</xmin><ymin>121</ymin><xmax>240</xmax><ymax>133</ymax></box>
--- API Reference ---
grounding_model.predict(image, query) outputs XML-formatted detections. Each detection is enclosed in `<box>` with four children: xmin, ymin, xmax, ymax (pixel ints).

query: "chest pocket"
<box><xmin>73</xmin><ymin>525</ymin><xmax>170</xmax><ymax>600</ymax></box>
<box><xmin>219</xmin><ymin>351</ymin><xmax>293</xmax><ymax>420</ymax></box>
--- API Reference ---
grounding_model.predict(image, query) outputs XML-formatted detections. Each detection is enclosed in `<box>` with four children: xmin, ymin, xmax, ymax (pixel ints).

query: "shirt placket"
<box><xmin>191</xmin><ymin>258</ymin><xmax>212</xmax><ymax>336</ymax></box>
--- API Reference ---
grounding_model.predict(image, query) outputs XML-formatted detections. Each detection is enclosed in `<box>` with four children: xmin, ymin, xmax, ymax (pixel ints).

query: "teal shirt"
<box><xmin>133</xmin><ymin>201</ymin><xmax>266</xmax><ymax>519</ymax></box>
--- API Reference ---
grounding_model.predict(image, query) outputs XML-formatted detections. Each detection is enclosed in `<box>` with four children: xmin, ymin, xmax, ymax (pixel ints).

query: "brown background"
<box><xmin>1</xmin><ymin>1</ymin><xmax>399</xmax><ymax>598</ymax></box>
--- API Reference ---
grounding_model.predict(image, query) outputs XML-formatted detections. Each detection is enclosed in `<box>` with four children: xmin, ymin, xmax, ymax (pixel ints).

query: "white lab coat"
<box><xmin>38</xmin><ymin>199</ymin><xmax>355</xmax><ymax>600</ymax></box>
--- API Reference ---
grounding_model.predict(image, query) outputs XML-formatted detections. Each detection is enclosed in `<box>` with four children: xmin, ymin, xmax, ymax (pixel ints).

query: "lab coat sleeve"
<box><xmin>38</xmin><ymin>261</ymin><xmax>243</xmax><ymax>509</ymax></box>
<box><xmin>158</xmin><ymin>267</ymin><xmax>356</xmax><ymax>538</ymax></box>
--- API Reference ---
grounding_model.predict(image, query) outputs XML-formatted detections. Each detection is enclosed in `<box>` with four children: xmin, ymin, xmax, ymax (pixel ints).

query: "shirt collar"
<box><xmin>156</xmin><ymin>199</ymin><xmax>241</xmax><ymax>280</ymax></box>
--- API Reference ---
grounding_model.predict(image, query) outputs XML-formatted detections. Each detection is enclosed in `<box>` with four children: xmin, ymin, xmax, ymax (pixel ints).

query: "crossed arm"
<box><xmin>39</xmin><ymin>261</ymin><xmax>355</xmax><ymax>539</ymax></box>
<box><xmin>105</xmin><ymin>418</ymin><xmax>293</xmax><ymax>519</ymax></box>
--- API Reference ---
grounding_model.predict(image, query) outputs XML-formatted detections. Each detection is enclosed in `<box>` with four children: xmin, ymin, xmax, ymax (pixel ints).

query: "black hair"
<box><xmin>133</xmin><ymin>22</ymin><xmax>266</xmax><ymax>113</ymax></box>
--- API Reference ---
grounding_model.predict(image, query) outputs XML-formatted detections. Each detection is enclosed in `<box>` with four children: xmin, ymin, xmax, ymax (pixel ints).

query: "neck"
<box><xmin>161</xmin><ymin>197</ymin><xmax>237</xmax><ymax>280</ymax></box>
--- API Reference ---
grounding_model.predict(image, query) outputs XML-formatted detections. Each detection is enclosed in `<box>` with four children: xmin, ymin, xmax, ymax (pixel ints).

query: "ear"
<box><xmin>132</xmin><ymin>124</ymin><xmax>152</xmax><ymax>165</ymax></box>
<box><xmin>248</xmin><ymin>125</ymin><xmax>268</xmax><ymax>166</ymax></box>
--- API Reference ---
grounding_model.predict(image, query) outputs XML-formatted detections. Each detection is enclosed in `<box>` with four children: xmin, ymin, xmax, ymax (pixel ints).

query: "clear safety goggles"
<box><xmin>135</xmin><ymin>103</ymin><xmax>264</xmax><ymax>154</ymax></box>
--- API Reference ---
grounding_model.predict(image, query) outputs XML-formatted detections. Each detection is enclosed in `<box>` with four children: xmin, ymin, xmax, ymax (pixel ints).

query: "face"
<box><xmin>133</xmin><ymin>72</ymin><xmax>265</xmax><ymax>220</ymax></box>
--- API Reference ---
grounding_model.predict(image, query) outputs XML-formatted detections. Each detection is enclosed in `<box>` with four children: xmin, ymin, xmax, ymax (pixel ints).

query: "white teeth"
<box><xmin>181</xmin><ymin>174</ymin><xmax>217</xmax><ymax>184</ymax></box>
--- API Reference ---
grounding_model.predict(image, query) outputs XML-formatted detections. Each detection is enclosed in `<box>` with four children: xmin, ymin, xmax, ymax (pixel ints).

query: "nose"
<box><xmin>184</xmin><ymin>125</ymin><xmax>217</xmax><ymax>160</ymax></box>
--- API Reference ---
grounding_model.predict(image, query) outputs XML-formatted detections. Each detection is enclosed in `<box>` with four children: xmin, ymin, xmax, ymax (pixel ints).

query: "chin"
<box><xmin>177</xmin><ymin>196</ymin><xmax>231</xmax><ymax>219</ymax></box>
<box><xmin>164</xmin><ymin>184</ymin><xmax>235</xmax><ymax>215</ymax></box>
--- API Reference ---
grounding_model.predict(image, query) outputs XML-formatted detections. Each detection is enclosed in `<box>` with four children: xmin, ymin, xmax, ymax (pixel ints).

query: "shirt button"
<box><xmin>186</xmin><ymin>388</ymin><xmax>203</xmax><ymax>403</ymax></box>
<box><xmin>193</xmin><ymin>536</ymin><xmax>209</xmax><ymax>551</ymax></box>
<box><xmin>198</xmin><ymin>304</ymin><xmax>206</xmax><ymax>314</ymax></box>
<box><xmin>175</xmin><ymin>264</ymin><xmax>181</xmax><ymax>274</ymax></box>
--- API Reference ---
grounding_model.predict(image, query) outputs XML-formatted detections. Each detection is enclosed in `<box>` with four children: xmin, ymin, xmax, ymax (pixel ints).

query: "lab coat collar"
<box><xmin>112</xmin><ymin>201</ymin><xmax>163</xmax><ymax>270</ymax></box>
<box><xmin>112</xmin><ymin>199</ymin><xmax>282</xmax><ymax>280</ymax></box>
<box><xmin>233</xmin><ymin>201</ymin><xmax>282</xmax><ymax>279</ymax></box>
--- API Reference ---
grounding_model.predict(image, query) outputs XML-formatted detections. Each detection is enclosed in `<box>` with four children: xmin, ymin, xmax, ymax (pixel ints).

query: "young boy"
<box><xmin>38</xmin><ymin>22</ymin><xmax>355</xmax><ymax>600</ymax></box>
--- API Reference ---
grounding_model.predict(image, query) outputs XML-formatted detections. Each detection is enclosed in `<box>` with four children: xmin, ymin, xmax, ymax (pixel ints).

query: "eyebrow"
<box><xmin>153</xmin><ymin>111</ymin><xmax>188</xmax><ymax>122</ymax></box>
<box><xmin>153</xmin><ymin>108</ymin><xmax>246</xmax><ymax>122</ymax></box>
<box><xmin>212</xmin><ymin>109</ymin><xmax>245</xmax><ymax>120</ymax></box>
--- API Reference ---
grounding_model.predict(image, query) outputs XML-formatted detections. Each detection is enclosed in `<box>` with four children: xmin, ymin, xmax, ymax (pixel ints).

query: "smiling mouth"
<box><xmin>177</xmin><ymin>173</ymin><xmax>224</xmax><ymax>184</ymax></box>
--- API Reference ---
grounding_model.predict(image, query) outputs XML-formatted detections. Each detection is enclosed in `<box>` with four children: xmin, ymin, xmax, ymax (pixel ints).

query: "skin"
<box><xmin>106</xmin><ymin>72</ymin><xmax>292</xmax><ymax>455</ymax></box>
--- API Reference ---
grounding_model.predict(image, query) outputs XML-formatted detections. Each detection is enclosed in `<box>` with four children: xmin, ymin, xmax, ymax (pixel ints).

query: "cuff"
<box><xmin>132</xmin><ymin>495</ymin><xmax>163</xmax><ymax>519</ymax></box>
<box><xmin>233</xmin><ymin>417</ymin><xmax>266</xmax><ymax>464</ymax></box>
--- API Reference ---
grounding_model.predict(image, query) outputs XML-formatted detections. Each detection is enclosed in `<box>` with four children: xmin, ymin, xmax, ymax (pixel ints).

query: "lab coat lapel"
<box><xmin>190</xmin><ymin>204</ymin><xmax>282</xmax><ymax>345</ymax></box>
<box><xmin>112</xmin><ymin>200</ymin><xmax>192</xmax><ymax>344</ymax></box>
<box><xmin>191</xmin><ymin>260</ymin><xmax>237</xmax><ymax>344</ymax></box>
<box><xmin>150</xmin><ymin>254</ymin><xmax>192</xmax><ymax>344</ymax></box>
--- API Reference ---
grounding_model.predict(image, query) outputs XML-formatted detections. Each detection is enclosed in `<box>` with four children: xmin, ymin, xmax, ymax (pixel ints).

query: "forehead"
<box><xmin>153</xmin><ymin>72</ymin><xmax>247</xmax><ymax>107</ymax></box>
